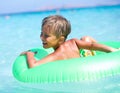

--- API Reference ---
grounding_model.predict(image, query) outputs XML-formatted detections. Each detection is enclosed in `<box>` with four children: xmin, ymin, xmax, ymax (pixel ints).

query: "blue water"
<box><xmin>0</xmin><ymin>5</ymin><xmax>120</xmax><ymax>93</ymax></box>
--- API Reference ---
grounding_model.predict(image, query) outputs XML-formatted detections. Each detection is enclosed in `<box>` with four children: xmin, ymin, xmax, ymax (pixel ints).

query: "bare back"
<box><xmin>53</xmin><ymin>39</ymin><xmax>80</xmax><ymax>60</ymax></box>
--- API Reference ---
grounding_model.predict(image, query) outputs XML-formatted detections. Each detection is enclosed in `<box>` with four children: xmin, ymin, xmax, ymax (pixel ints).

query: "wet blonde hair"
<box><xmin>41</xmin><ymin>15</ymin><xmax>71</xmax><ymax>40</ymax></box>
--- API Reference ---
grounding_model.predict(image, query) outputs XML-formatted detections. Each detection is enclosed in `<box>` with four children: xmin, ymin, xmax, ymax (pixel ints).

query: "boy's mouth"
<box><xmin>42</xmin><ymin>42</ymin><xmax>47</xmax><ymax>45</ymax></box>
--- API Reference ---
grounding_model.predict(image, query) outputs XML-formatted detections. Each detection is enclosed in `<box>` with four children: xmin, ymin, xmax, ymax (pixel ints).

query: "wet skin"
<box><xmin>25</xmin><ymin>38</ymin><xmax>117</xmax><ymax>68</ymax></box>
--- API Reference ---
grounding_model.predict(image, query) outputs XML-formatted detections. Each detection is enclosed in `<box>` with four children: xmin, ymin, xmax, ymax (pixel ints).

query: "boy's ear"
<box><xmin>59</xmin><ymin>36</ymin><xmax>65</xmax><ymax>44</ymax></box>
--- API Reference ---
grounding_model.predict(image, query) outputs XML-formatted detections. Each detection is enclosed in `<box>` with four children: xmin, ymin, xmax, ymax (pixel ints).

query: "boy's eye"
<box><xmin>40</xmin><ymin>32</ymin><xmax>49</xmax><ymax>38</ymax></box>
<box><xmin>44</xmin><ymin>34</ymin><xmax>49</xmax><ymax>38</ymax></box>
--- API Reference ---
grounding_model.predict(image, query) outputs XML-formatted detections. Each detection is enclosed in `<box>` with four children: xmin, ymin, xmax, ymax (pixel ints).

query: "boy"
<box><xmin>22</xmin><ymin>15</ymin><xmax>118</xmax><ymax>68</ymax></box>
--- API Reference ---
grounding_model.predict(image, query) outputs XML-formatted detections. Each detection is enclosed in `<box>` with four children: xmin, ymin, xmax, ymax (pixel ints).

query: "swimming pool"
<box><xmin>0</xmin><ymin>5</ymin><xmax>120</xmax><ymax>93</ymax></box>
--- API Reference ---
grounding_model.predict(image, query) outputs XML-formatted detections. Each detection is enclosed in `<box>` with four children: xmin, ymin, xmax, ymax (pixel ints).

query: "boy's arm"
<box><xmin>25</xmin><ymin>51</ymin><xmax>58</xmax><ymax>68</ymax></box>
<box><xmin>73</xmin><ymin>38</ymin><xmax>117</xmax><ymax>52</ymax></box>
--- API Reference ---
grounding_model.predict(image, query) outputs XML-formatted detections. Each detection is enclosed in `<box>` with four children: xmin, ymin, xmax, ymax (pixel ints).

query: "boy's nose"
<box><xmin>40</xmin><ymin>35</ymin><xmax>44</xmax><ymax>41</ymax></box>
<box><xmin>40</xmin><ymin>36</ymin><xmax>43</xmax><ymax>40</ymax></box>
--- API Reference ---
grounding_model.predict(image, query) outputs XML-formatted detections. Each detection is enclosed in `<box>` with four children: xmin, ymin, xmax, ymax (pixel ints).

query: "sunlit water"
<box><xmin>0</xmin><ymin>5</ymin><xmax>120</xmax><ymax>93</ymax></box>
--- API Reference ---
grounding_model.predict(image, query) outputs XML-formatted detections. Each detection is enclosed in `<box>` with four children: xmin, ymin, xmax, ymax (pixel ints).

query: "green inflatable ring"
<box><xmin>12</xmin><ymin>42</ymin><xmax>120</xmax><ymax>87</ymax></box>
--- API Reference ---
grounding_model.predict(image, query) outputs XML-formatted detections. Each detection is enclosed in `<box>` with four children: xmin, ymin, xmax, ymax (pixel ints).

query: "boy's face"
<box><xmin>40</xmin><ymin>27</ymin><xmax>61</xmax><ymax>50</ymax></box>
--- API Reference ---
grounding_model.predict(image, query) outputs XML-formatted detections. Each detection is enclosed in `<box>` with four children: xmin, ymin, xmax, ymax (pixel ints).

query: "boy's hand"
<box><xmin>20</xmin><ymin>51</ymin><xmax>28</xmax><ymax>55</ymax></box>
<box><xmin>20</xmin><ymin>51</ymin><xmax>36</xmax><ymax>56</ymax></box>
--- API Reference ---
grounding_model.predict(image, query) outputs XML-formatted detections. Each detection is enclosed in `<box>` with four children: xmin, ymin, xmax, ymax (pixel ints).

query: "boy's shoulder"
<box><xmin>65</xmin><ymin>38</ymin><xmax>80</xmax><ymax>44</ymax></box>
<box><xmin>58</xmin><ymin>38</ymin><xmax>79</xmax><ymax>49</ymax></box>
<box><xmin>66</xmin><ymin>38</ymin><xmax>79</xmax><ymax>41</ymax></box>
